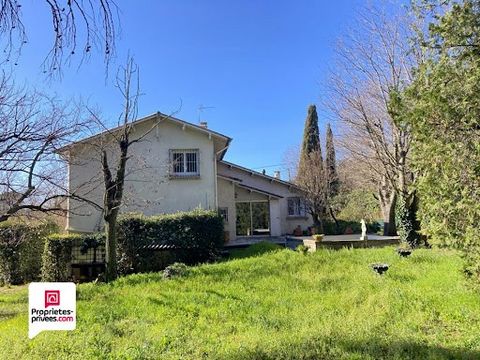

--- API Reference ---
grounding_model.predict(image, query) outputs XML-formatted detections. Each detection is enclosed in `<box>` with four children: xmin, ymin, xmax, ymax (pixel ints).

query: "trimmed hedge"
<box><xmin>117</xmin><ymin>210</ymin><xmax>224</xmax><ymax>275</ymax></box>
<box><xmin>41</xmin><ymin>233</ymin><xmax>106</xmax><ymax>281</ymax></box>
<box><xmin>41</xmin><ymin>234</ymin><xmax>75</xmax><ymax>282</ymax></box>
<box><xmin>41</xmin><ymin>210</ymin><xmax>223</xmax><ymax>280</ymax></box>
<box><xmin>0</xmin><ymin>221</ymin><xmax>57</xmax><ymax>285</ymax></box>
<box><xmin>77</xmin><ymin>233</ymin><xmax>105</xmax><ymax>263</ymax></box>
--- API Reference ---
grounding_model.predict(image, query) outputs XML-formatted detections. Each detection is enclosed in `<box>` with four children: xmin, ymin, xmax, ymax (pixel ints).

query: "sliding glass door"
<box><xmin>236</xmin><ymin>201</ymin><xmax>270</xmax><ymax>236</ymax></box>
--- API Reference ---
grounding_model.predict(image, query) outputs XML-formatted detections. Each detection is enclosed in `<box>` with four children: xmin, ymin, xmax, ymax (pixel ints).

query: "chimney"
<box><xmin>273</xmin><ymin>171</ymin><xmax>281</xmax><ymax>179</ymax></box>
<box><xmin>199</xmin><ymin>121</ymin><xmax>208</xmax><ymax>129</ymax></box>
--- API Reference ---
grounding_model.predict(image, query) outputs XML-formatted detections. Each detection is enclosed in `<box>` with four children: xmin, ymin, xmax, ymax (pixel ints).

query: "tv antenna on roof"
<box><xmin>197</xmin><ymin>104</ymin><xmax>215</xmax><ymax>122</ymax></box>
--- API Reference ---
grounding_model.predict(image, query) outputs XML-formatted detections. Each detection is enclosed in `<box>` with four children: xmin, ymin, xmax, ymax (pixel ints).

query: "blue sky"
<box><xmin>10</xmin><ymin>0</ymin><xmax>368</xmax><ymax>179</ymax></box>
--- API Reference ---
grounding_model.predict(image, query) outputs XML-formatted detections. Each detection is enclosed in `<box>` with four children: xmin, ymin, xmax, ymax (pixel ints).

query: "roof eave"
<box><xmin>56</xmin><ymin>112</ymin><xmax>232</xmax><ymax>153</ymax></box>
<box><xmin>220</xmin><ymin>160</ymin><xmax>300</xmax><ymax>190</ymax></box>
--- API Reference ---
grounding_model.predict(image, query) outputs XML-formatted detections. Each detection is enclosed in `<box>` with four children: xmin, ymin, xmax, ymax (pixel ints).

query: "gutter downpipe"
<box><xmin>214</xmin><ymin>141</ymin><xmax>231</xmax><ymax>209</ymax></box>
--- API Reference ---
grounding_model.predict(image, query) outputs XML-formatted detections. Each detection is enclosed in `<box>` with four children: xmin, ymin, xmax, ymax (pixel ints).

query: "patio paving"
<box><xmin>224</xmin><ymin>234</ymin><xmax>400</xmax><ymax>250</ymax></box>
<box><xmin>288</xmin><ymin>234</ymin><xmax>400</xmax><ymax>249</ymax></box>
<box><xmin>224</xmin><ymin>236</ymin><xmax>287</xmax><ymax>248</ymax></box>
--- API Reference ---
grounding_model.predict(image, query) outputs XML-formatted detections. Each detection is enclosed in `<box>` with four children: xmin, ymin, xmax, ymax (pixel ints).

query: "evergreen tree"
<box><xmin>298</xmin><ymin>105</ymin><xmax>322</xmax><ymax>172</ymax></box>
<box><xmin>325</xmin><ymin>123</ymin><xmax>340</xmax><ymax>228</ymax></box>
<box><xmin>325</xmin><ymin>123</ymin><xmax>338</xmax><ymax>199</ymax></box>
<box><xmin>404</xmin><ymin>0</ymin><xmax>480</xmax><ymax>275</ymax></box>
<box><xmin>301</xmin><ymin>105</ymin><xmax>321</xmax><ymax>154</ymax></box>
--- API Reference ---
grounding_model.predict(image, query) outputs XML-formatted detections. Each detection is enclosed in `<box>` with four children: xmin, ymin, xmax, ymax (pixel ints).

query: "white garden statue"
<box><xmin>360</xmin><ymin>219</ymin><xmax>368</xmax><ymax>241</ymax></box>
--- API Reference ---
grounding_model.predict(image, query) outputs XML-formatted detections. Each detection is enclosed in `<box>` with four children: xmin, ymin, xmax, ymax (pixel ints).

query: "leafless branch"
<box><xmin>0</xmin><ymin>0</ymin><xmax>119</xmax><ymax>76</ymax></box>
<box><xmin>0</xmin><ymin>72</ymin><xmax>98</xmax><ymax>222</ymax></box>
<box><xmin>322</xmin><ymin>2</ymin><xmax>422</xmax><ymax>234</ymax></box>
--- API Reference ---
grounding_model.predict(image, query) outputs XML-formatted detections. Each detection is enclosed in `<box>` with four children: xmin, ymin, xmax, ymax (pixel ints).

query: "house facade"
<box><xmin>63</xmin><ymin>113</ymin><xmax>311</xmax><ymax>240</ymax></box>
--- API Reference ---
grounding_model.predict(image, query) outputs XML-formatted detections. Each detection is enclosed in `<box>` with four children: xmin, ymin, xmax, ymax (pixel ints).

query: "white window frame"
<box><xmin>170</xmin><ymin>149</ymin><xmax>200</xmax><ymax>177</ymax></box>
<box><xmin>287</xmin><ymin>197</ymin><xmax>306</xmax><ymax>217</ymax></box>
<box><xmin>218</xmin><ymin>207</ymin><xmax>229</xmax><ymax>223</ymax></box>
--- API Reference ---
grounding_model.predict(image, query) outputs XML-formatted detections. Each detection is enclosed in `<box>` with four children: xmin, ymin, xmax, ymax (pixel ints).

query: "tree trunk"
<box><xmin>380</xmin><ymin>193</ymin><xmax>397</xmax><ymax>236</ymax></box>
<box><xmin>378</xmin><ymin>174</ymin><xmax>397</xmax><ymax>236</ymax></box>
<box><xmin>105</xmin><ymin>217</ymin><xmax>118</xmax><ymax>282</ymax></box>
<box><xmin>328</xmin><ymin>206</ymin><xmax>340</xmax><ymax>234</ymax></box>
<box><xmin>312</xmin><ymin>211</ymin><xmax>324</xmax><ymax>234</ymax></box>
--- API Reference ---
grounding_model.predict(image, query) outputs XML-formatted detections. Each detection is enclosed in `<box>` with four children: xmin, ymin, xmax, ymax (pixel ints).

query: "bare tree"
<box><xmin>325</xmin><ymin>4</ymin><xmax>419</xmax><ymax>235</ymax></box>
<box><xmin>295</xmin><ymin>104</ymin><xmax>329</xmax><ymax>232</ymax></box>
<box><xmin>0</xmin><ymin>0</ymin><xmax>118</xmax><ymax>74</ymax></box>
<box><xmin>282</xmin><ymin>144</ymin><xmax>300</xmax><ymax>181</ymax></box>
<box><xmin>91</xmin><ymin>57</ymin><xmax>138</xmax><ymax>281</ymax></box>
<box><xmin>88</xmin><ymin>57</ymin><xmax>174</xmax><ymax>281</ymax></box>
<box><xmin>0</xmin><ymin>73</ymin><xmax>98</xmax><ymax>222</ymax></box>
<box><xmin>295</xmin><ymin>150</ymin><xmax>327</xmax><ymax>233</ymax></box>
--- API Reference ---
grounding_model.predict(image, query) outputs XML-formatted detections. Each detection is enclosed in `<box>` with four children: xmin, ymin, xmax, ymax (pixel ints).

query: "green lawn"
<box><xmin>1</xmin><ymin>246</ymin><xmax>480</xmax><ymax>359</ymax></box>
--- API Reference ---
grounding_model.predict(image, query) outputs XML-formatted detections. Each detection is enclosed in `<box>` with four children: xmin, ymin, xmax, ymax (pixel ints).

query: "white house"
<box><xmin>62</xmin><ymin>113</ymin><xmax>312</xmax><ymax>241</ymax></box>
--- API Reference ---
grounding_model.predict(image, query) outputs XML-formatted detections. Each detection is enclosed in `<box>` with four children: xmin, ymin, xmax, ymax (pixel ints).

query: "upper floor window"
<box><xmin>170</xmin><ymin>149</ymin><xmax>200</xmax><ymax>176</ymax></box>
<box><xmin>288</xmin><ymin>197</ymin><xmax>306</xmax><ymax>217</ymax></box>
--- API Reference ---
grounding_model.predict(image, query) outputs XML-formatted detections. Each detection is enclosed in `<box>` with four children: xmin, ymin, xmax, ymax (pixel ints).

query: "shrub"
<box><xmin>312</xmin><ymin>234</ymin><xmax>324</xmax><ymax>241</ymax></box>
<box><xmin>0</xmin><ymin>221</ymin><xmax>57</xmax><ymax>285</ymax></box>
<box><xmin>334</xmin><ymin>189</ymin><xmax>380</xmax><ymax>223</ymax></box>
<box><xmin>163</xmin><ymin>262</ymin><xmax>188</xmax><ymax>279</ymax></box>
<box><xmin>117</xmin><ymin>209</ymin><xmax>224</xmax><ymax>275</ymax></box>
<box><xmin>395</xmin><ymin>195</ymin><xmax>420</xmax><ymax>247</ymax></box>
<box><xmin>41</xmin><ymin>234</ymin><xmax>75</xmax><ymax>282</ymax></box>
<box><xmin>296</xmin><ymin>244</ymin><xmax>309</xmax><ymax>255</ymax></box>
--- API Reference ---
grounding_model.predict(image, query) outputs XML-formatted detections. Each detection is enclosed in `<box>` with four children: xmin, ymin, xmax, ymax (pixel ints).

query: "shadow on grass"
<box><xmin>227</xmin><ymin>338</ymin><xmax>480</xmax><ymax>360</ymax></box>
<box><xmin>147</xmin><ymin>294</ymin><xmax>192</xmax><ymax>314</ymax></box>
<box><xmin>335</xmin><ymin>338</ymin><xmax>480</xmax><ymax>360</ymax></box>
<box><xmin>226</xmin><ymin>337</ymin><xmax>480</xmax><ymax>360</ymax></box>
<box><xmin>205</xmin><ymin>289</ymin><xmax>243</xmax><ymax>302</ymax></box>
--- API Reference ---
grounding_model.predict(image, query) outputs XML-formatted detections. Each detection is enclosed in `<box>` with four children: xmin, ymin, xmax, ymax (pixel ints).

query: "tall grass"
<box><xmin>228</xmin><ymin>241</ymin><xmax>282</xmax><ymax>259</ymax></box>
<box><xmin>0</xmin><ymin>247</ymin><xmax>479</xmax><ymax>359</ymax></box>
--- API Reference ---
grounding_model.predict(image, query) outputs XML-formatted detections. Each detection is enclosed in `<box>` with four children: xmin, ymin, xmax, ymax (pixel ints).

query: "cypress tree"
<box><xmin>325</xmin><ymin>123</ymin><xmax>338</xmax><ymax>198</ymax></box>
<box><xmin>296</xmin><ymin>104</ymin><xmax>326</xmax><ymax>233</ymax></box>
<box><xmin>298</xmin><ymin>105</ymin><xmax>322</xmax><ymax>171</ymax></box>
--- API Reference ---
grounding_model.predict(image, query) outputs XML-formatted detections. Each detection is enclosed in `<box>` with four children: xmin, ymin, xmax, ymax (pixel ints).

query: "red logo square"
<box><xmin>44</xmin><ymin>290</ymin><xmax>60</xmax><ymax>308</ymax></box>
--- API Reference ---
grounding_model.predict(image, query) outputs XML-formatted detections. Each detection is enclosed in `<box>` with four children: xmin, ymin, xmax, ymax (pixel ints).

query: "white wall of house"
<box><xmin>269</xmin><ymin>199</ymin><xmax>282</xmax><ymax>236</ymax></box>
<box><xmin>217</xmin><ymin>177</ymin><xmax>236</xmax><ymax>241</ymax></box>
<box><xmin>65</xmin><ymin>114</ymin><xmax>311</xmax><ymax>239</ymax></box>
<box><xmin>67</xmin><ymin>118</ymin><xmax>220</xmax><ymax>233</ymax></box>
